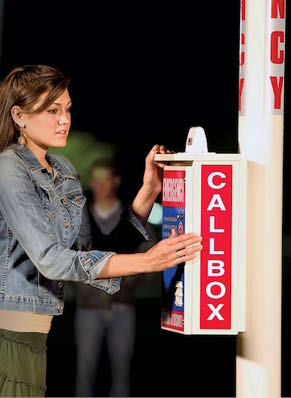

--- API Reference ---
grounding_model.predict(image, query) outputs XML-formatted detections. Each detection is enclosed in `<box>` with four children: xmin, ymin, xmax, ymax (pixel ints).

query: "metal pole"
<box><xmin>236</xmin><ymin>0</ymin><xmax>285</xmax><ymax>397</ymax></box>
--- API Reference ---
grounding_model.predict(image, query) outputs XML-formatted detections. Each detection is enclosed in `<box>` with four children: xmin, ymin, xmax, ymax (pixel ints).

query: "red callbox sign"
<box><xmin>200</xmin><ymin>165</ymin><xmax>232</xmax><ymax>330</ymax></box>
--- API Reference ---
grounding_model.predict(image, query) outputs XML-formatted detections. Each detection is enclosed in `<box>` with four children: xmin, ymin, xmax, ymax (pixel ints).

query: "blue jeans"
<box><xmin>74</xmin><ymin>304</ymin><xmax>136</xmax><ymax>397</ymax></box>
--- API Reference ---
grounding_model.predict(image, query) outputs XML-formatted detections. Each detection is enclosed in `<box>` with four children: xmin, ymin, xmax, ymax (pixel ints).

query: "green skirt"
<box><xmin>0</xmin><ymin>328</ymin><xmax>48</xmax><ymax>397</ymax></box>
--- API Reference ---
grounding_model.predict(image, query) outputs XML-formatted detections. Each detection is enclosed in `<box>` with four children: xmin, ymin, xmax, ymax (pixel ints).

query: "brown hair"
<box><xmin>88</xmin><ymin>158</ymin><xmax>119</xmax><ymax>179</ymax></box>
<box><xmin>0</xmin><ymin>64</ymin><xmax>70</xmax><ymax>152</ymax></box>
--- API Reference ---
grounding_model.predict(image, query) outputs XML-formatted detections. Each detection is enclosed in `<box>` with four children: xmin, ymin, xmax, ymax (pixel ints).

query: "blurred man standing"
<box><xmin>74</xmin><ymin>159</ymin><xmax>152</xmax><ymax>397</ymax></box>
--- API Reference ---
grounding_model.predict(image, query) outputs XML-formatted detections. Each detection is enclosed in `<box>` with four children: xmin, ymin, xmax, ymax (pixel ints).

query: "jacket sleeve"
<box><xmin>0</xmin><ymin>154</ymin><xmax>120</xmax><ymax>294</ymax></box>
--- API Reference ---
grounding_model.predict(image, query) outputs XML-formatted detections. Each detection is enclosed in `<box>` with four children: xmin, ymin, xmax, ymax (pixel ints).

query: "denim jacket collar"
<box><xmin>9</xmin><ymin>142</ymin><xmax>77</xmax><ymax>180</ymax></box>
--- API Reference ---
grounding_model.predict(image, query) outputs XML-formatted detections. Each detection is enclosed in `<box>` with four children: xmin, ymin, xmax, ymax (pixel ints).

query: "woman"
<box><xmin>0</xmin><ymin>65</ymin><xmax>203</xmax><ymax>397</ymax></box>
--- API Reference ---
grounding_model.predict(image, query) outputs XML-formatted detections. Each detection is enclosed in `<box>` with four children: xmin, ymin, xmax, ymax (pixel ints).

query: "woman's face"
<box><xmin>19</xmin><ymin>88</ymin><xmax>72</xmax><ymax>149</ymax></box>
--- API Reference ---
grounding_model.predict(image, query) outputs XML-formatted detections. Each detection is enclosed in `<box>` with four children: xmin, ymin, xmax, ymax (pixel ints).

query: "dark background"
<box><xmin>0</xmin><ymin>1</ymin><xmax>290</xmax><ymax>396</ymax></box>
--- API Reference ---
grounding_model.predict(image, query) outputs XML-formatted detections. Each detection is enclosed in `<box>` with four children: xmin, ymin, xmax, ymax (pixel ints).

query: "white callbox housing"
<box><xmin>155</xmin><ymin>128</ymin><xmax>247</xmax><ymax>335</ymax></box>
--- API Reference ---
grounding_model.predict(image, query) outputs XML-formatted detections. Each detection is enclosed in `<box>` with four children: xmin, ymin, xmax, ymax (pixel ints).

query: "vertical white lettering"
<box><xmin>208</xmin><ymin>260</ymin><xmax>225</xmax><ymax>276</ymax></box>
<box><xmin>209</xmin><ymin>238</ymin><xmax>224</xmax><ymax>255</ymax></box>
<box><xmin>206</xmin><ymin>282</ymin><xmax>226</xmax><ymax>299</ymax></box>
<box><xmin>207</xmin><ymin>304</ymin><xmax>224</xmax><ymax>320</ymax></box>
<box><xmin>207</xmin><ymin>172</ymin><xmax>226</xmax><ymax>190</ymax></box>
<box><xmin>207</xmin><ymin>194</ymin><xmax>226</xmax><ymax>211</ymax></box>
<box><xmin>209</xmin><ymin>216</ymin><xmax>224</xmax><ymax>233</ymax></box>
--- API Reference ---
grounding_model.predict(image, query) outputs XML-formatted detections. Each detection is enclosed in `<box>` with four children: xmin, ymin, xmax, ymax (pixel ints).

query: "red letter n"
<box><xmin>271</xmin><ymin>0</ymin><xmax>285</xmax><ymax>19</ymax></box>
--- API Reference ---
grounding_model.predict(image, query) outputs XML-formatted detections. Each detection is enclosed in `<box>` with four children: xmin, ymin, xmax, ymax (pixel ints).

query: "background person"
<box><xmin>74</xmin><ymin>158</ymin><xmax>157</xmax><ymax>397</ymax></box>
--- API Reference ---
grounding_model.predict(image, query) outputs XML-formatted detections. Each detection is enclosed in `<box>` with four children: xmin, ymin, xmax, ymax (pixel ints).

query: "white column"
<box><xmin>236</xmin><ymin>0</ymin><xmax>285</xmax><ymax>397</ymax></box>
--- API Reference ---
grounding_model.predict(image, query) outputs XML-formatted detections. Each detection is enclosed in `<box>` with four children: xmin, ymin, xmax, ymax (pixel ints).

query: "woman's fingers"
<box><xmin>169</xmin><ymin>228</ymin><xmax>178</xmax><ymax>238</ymax></box>
<box><xmin>149</xmin><ymin>144</ymin><xmax>175</xmax><ymax>156</ymax></box>
<box><xmin>146</xmin><ymin>147</ymin><xmax>157</xmax><ymax>162</ymax></box>
<box><xmin>146</xmin><ymin>145</ymin><xmax>165</xmax><ymax>167</ymax></box>
<box><xmin>167</xmin><ymin>232</ymin><xmax>202</xmax><ymax>246</ymax></box>
<box><xmin>173</xmin><ymin>252</ymin><xmax>199</xmax><ymax>266</ymax></box>
<box><xmin>165</xmin><ymin>233</ymin><xmax>203</xmax><ymax>268</ymax></box>
<box><xmin>148</xmin><ymin>145</ymin><xmax>161</xmax><ymax>157</ymax></box>
<box><xmin>172</xmin><ymin>237</ymin><xmax>202</xmax><ymax>252</ymax></box>
<box><xmin>146</xmin><ymin>231</ymin><xmax>203</xmax><ymax>272</ymax></box>
<box><xmin>172</xmin><ymin>245</ymin><xmax>203</xmax><ymax>260</ymax></box>
<box><xmin>154</xmin><ymin>161</ymin><xmax>166</xmax><ymax>168</ymax></box>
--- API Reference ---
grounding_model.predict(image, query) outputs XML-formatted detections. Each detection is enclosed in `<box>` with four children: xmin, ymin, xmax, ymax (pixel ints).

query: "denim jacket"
<box><xmin>0</xmin><ymin>143</ymin><xmax>151</xmax><ymax>315</ymax></box>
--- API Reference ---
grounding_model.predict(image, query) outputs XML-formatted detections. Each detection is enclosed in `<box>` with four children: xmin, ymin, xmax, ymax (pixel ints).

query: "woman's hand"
<box><xmin>143</xmin><ymin>232</ymin><xmax>203</xmax><ymax>273</ymax></box>
<box><xmin>132</xmin><ymin>144</ymin><xmax>174</xmax><ymax>225</ymax></box>
<box><xmin>143</xmin><ymin>144</ymin><xmax>174</xmax><ymax>195</ymax></box>
<box><xmin>97</xmin><ymin>232</ymin><xmax>203</xmax><ymax>278</ymax></box>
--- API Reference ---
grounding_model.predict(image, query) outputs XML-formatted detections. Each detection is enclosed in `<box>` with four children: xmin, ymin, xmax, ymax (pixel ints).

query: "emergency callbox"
<box><xmin>155</xmin><ymin>127</ymin><xmax>247</xmax><ymax>335</ymax></box>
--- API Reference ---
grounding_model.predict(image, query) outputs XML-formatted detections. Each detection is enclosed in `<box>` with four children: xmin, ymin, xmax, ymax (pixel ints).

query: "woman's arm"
<box><xmin>73</xmin><ymin>144</ymin><xmax>168</xmax><ymax>253</ymax></box>
<box><xmin>132</xmin><ymin>145</ymin><xmax>170</xmax><ymax>225</ymax></box>
<box><xmin>0</xmin><ymin>153</ymin><xmax>202</xmax><ymax>287</ymax></box>
<box><xmin>97</xmin><ymin>232</ymin><xmax>202</xmax><ymax>278</ymax></box>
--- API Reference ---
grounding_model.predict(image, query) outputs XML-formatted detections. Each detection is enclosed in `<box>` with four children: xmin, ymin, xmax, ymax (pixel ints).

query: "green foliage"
<box><xmin>48</xmin><ymin>130</ymin><xmax>115</xmax><ymax>190</ymax></box>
